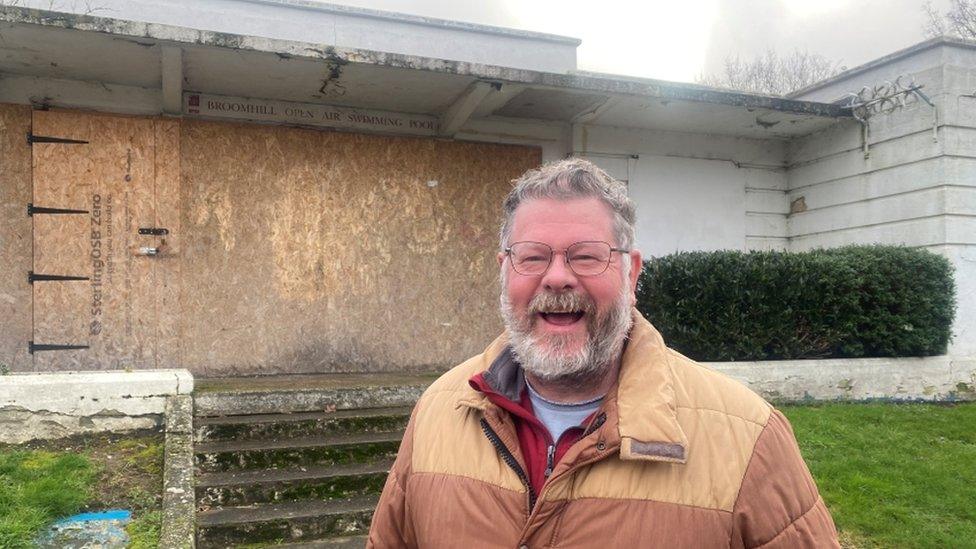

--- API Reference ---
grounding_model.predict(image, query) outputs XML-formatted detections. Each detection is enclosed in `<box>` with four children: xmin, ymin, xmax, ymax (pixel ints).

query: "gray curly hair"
<box><xmin>499</xmin><ymin>158</ymin><xmax>636</xmax><ymax>252</ymax></box>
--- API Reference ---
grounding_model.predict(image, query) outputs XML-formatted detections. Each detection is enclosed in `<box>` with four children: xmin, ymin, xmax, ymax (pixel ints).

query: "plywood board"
<box><xmin>18</xmin><ymin>107</ymin><xmax>540</xmax><ymax>375</ymax></box>
<box><xmin>0</xmin><ymin>104</ymin><xmax>33</xmax><ymax>372</ymax></box>
<box><xmin>154</xmin><ymin>119</ymin><xmax>182</xmax><ymax>370</ymax></box>
<box><xmin>31</xmin><ymin>110</ymin><xmax>161</xmax><ymax>371</ymax></box>
<box><xmin>179</xmin><ymin>120</ymin><xmax>540</xmax><ymax>375</ymax></box>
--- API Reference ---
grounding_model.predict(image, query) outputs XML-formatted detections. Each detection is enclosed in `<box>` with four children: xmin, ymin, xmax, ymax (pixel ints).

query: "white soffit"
<box><xmin>0</xmin><ymin>7</ymin><xmax>852</xmax><ymax>139</ymax></box>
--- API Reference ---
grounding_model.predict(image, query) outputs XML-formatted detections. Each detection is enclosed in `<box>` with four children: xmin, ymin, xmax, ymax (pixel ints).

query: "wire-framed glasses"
<box><xmin>504</xmin><ymin>241</ymin><xmax>629</xmax><ymax>276</ymax></box>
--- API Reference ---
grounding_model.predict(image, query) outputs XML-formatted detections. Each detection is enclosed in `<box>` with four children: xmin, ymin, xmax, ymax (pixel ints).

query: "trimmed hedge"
<box><xmin>636</xmin><ymin>246</ymin><xmax>955</xmax><ymax>361</ymax></box>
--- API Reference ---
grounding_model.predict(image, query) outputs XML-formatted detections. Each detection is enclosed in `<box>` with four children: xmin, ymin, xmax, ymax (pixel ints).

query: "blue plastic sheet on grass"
<box><xmin>35</xmin><ymin>509</ymin><xmax>132</xmax><ymax>548</ymax></box>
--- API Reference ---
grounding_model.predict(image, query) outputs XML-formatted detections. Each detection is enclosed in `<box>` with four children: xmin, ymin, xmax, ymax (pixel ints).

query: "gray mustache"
<box><xmin>528</xmin><ymin>292</ymin><xmax>596</xmax><ymax>315</ymax></box>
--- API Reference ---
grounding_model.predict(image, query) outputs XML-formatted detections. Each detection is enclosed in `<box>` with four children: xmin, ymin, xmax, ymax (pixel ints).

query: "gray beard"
<box><xmin>499</xmin><ymin>281</ymin><xmax>633</xmax><ymax>391</ymax></box>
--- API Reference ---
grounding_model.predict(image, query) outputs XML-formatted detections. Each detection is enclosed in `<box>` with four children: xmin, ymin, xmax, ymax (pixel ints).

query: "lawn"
<box><xmin>782</xmin><ymin>402</ymin><xmax>976</xmax><ymax>549</ymax></box>
<box><xmin>0</xmin><ymin>433</ymin><xmax>164</xmax><ymax>548</ymax></box>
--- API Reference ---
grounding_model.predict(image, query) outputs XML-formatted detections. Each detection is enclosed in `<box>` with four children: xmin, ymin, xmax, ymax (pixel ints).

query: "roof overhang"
<box><xmin>0</xmin><ymin>6</ymin><xmax>853</xmax><ymax>140</ymax></box>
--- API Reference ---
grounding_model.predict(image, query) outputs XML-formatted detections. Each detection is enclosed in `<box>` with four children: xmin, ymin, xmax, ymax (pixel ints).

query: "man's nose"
<box><xmin>542</xmin><ymin>253</ymin><xmax>578</xmax><ymax>291</ymax></box>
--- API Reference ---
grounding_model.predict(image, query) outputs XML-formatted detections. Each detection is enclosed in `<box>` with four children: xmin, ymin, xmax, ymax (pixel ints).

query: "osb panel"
<box><xmin>0</xmin><ymin>104</ymin><xmax>32</xmax><ymax>372</ymax></box>
<box><xmin>31</xmin><ymin>110</ymin><xmax>160</xmax><ymax>371</ymax></box>
<box><xmin>154</xmin><ymin>119</ymin><xmax>182</xmax><ymax>370</ymax></box>
<box><xmin>180</xmin><ymin>120</ymin><xmax>540</xmax><ymax>375</ymax></box>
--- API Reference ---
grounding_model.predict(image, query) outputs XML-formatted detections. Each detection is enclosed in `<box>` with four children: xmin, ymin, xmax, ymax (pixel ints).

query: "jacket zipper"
<box><xmin>544</xmin><ymin>444</ymin><xmax>555</xmax><ymax>478</ymax></box>
<box><xmin>480</xmin><ymin>417</ymin><xmax>537</xmax><ymax>509</ymax></box>
<box><xmin>581</xmin><ymin>412</ymin><xmax>607</xmax><ymax>438</ymax></box>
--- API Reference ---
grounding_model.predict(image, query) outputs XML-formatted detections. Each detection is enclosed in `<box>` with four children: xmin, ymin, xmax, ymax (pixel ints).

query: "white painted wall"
<box><xmin>18</xmin><ymin>0</ymin><xmax>579</xmax><ymax>73</ymax></box>
<box><xmin>571</xmin><ymin>124</ymin><xmax>788</xmax><ymax>257</ymax></box>
<box><xmin>789</xmin><ymin>42</ymin><xmax>976</xmax><ymax>356</ymax></box>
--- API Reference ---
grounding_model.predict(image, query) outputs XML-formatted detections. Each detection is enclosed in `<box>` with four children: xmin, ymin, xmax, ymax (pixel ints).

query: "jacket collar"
<box><xmin>458</xmin><ymin>309</ymin><xmax>688</xmax><ymax>464</ymax></box>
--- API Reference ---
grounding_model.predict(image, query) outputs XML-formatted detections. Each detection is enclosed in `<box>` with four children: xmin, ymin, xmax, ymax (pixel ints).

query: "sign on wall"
<box><xmin>183</xmin><ymin>93</ymin><xmax>439</xmax><ymax>136</ymax></box>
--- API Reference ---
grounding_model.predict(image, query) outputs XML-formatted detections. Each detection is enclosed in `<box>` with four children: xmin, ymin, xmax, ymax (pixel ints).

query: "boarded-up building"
<box><xmin>1</xmin><ymin>2</ymin><xmax>973</xmax><ymax>377</ymax></box>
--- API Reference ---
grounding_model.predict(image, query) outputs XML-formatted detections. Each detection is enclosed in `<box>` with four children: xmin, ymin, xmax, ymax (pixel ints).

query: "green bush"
<box><xmin>636</xmin><ymin>246</ymin><xmax>955</xmax><ymax>361</ymax></box>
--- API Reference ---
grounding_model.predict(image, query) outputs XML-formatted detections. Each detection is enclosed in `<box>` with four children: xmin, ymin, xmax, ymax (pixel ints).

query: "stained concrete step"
<box><xmin>271</xmin><ymin>537</ymin><xmax>367</xmax><ymax>548</ymax></box>
<box><xmin>196</xmin><ymin>460</ymin><xmax>392</xmax><ymax>508</ymax></box>
<box><xmin>196</xmin><ymin>495</ymin><xmax>377</xmax><ymax>547</ymax></box>
<box><xmin>195</xmin><ymin>431</ymin><xmax>403</xmax><ymax>473</ymax></box>
<box><xmin>194</xmin><ymin>407</ymin><xmax>412</xmax><ymax>443</ymax></box>
<box><xmin>194</xmin><ymin>373</ymin><xmax>435</xmax><ymax>416</ymax></box>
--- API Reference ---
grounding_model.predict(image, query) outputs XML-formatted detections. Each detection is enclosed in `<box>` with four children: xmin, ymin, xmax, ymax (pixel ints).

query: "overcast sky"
<box><xmin>326</xmin><ymin>0</ymin><xmax>951</xmax><ymax>83</ymax></box>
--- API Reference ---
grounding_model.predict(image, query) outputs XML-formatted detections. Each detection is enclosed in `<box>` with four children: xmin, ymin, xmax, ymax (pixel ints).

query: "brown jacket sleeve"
<box><xmin>367</xmin><ymin>412</ymin><xmax>418</xmax><ymax>549</ymax></box>
<box><xmin>730</xmin><ymin>409</ymin><xmax>840</xmax><ymax>549</ymax></box>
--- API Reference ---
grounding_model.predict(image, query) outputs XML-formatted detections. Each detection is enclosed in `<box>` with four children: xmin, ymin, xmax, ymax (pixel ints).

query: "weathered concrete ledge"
<box><xmin>0</xmin><ymin>369</ymin><xmax>194</xmax><ymax>443</ymax></box>
<box><xmin>706</xmin><ymin>355</ymin><xmax>976</xmax><ymax>402</ymax></box>
<box><xmin>160</xmin><ymin>395</ymin><xmax>195</xmax><ymax>549</ymax></box>
<box><xmin>195</xmin><ymin>385</ymin><xmax>430</xmax><ymax>416</ymax></box>
<box><xmin>194</xmin><ymin>373</ymin><xmax>435</xmax><ymax>416</ymax></box>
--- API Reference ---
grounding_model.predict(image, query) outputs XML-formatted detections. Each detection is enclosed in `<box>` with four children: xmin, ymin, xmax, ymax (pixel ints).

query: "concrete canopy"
<box><xmin>0</xmin><ymin>6</ymin><xmax>851</xmax><ymax>139</ymax></box>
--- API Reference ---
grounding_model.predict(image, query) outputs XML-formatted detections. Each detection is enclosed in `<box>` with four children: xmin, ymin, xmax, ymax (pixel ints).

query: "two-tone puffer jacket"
<box><xmin>368</xmin><ymin>311</ymin><xmax>839</xmax><ymax>548</ymax></box>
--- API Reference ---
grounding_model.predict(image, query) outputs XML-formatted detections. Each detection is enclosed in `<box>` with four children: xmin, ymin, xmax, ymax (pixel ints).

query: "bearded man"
<box><xmin>368</xmin><ymin>159</ymin><xmax>839</xmax><ymax>548</ymax></box>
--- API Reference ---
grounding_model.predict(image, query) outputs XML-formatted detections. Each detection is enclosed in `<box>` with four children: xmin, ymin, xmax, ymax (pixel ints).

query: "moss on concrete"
<box><xmin>196</xmin><ymin>441</ymin><xmax>400</xmax><ymax>473</ymax></box>
<box><xmin>198</xmin><ymin>472</ymin><xmax>387</xmax><ymax>507</ymax></box>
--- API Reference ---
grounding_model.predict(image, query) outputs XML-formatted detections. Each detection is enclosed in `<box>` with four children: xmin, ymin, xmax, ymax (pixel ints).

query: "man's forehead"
<box><xmin>510</xmin><ymin>197</ymin><xmax>615</xmax><ymax>238</ymax></box>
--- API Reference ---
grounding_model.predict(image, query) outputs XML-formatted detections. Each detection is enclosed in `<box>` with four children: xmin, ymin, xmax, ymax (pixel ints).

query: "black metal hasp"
<box><xmin>26</xmin><ymin>132</ymin><xmax>89</xmax><ymax>145</ymax></box>
<box><xmin>28</xmin><ymin>271</ymin><xmax>90</xmax><ymax>285</ymax></box>
<box><xmin>28</xmin><ymin>203</ymin><xmax>89</xmax><ymax>216</ymax></box>
<box><xmin>28</xmin><ymin>341</ymin><xmax>90</xmax><ymax>354</ymax></box>
<box><xmin>138</xmin><ymin>227</ymin><xmax>169</xmax><ymax>236</ymax></box>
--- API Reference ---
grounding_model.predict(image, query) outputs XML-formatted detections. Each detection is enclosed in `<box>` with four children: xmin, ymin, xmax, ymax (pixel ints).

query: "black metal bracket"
<box><xmin>138</xmin><ymin>227</ymin><xmax>169</xmax><ymax>236</ymax></box>
<box><xmin>28</xmin><ymin>341</ymin><xmax>90</xmax><ymax>354</ymax></box>
<box><xmin>28</xmin><ymin>203</ymin><xmax>89</xmax><ymax>217</ymax></box>
<box><xmin>28</xmin><ymin>271</ymin><xmax>90</xmax><ymax>285</ymax></box>
<box><xmin>26</xmin><ymin>133</ymin><xmax>89</xmax><ymax>146</ymax></box>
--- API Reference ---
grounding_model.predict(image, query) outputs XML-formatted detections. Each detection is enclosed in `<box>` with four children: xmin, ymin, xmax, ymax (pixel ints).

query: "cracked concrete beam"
<box><xmin>161</xmin><ymin>45</ymin><xmax>183</xmax><ymax>115</ymax></box>
<box><xmin>439</xmin><ymin>80</ymin><xmax>496</xmax><ymax>137</ymax></box>
<box><xmin>471</xmin><ymin>83</ymin><xmax>525</xmax><ymax>117</ymax></box>
<box><xmin>572</xmin><ymin>95</ymin><xmax>623</xmax><ymax>124</ymax></box>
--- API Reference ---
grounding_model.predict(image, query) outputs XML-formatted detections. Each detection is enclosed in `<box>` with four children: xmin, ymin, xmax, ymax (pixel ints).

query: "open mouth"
<box><xmin>539</xmin><ymin>311</ymin><xmax>585</xmax><ymax>326</ymax></box>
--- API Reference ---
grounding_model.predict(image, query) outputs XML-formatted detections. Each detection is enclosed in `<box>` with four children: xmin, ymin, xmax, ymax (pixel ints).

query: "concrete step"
<box><xmin>194</xmin><ymin>407</ymin><xmax>412</xmax><ymax>443</ymax></box>
<box><xmin>195</xmin><ymin>431</ymin><xmax>403</xmax><ymax>473</ymax></box>
<box><xmin>194</xmin><ymin>373</ymin><xmax>435</xmax><ymax>416</ymax></box>
<box><xmin>196</xmin><ymin>460</ymin><xmax>392</xmax><ymax>508</ymax></box>
<box><xmin>196</xmin><ymin>495</ymin><xmax>377</xmax><ymax>547</ymax></box>
<box><xmin>271</xmin><ymin>537</ymin><xmax>367</xmax><ymax>548</ymax></box>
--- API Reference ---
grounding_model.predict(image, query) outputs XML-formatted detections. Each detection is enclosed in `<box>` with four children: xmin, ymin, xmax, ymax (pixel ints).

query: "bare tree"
<box><xmin>697</xmin><ymin>49</ymin><xmax>845</xmax><ymax>96</ymax></box>
<box><xmin>924</xmin><ymin>0</ymin><xmax>976</xmax><ymax>39</ymax></box>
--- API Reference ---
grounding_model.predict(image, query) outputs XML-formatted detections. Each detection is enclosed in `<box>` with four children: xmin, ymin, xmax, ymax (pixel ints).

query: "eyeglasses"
<box><xmin>504</xmin><ymin>241</ymin><xmax>629</xmax><ymax>276</ymax></box>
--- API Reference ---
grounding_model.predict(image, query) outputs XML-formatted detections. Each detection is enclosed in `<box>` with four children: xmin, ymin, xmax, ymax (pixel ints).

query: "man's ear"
<box><xmin>628</xmin><ymin>249</ymin><xmax>642</xmax><ymax>295</ymax></box>
<box><xmin>497</xmin><ymin>251</ymin><xmax>506</xmax><ymax>267</ymax></box>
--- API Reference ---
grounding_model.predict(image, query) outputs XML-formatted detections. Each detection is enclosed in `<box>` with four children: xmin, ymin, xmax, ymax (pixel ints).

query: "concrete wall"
<box><xmin>707</xmin><ymin>355</ymin><xmax>976</xmax><ymax>402</ymax></box>
<box><xmin>789</xmin><ymin>43</ymin><xmax>976</xmax><ymax>357</ymax></box>
<box><xmin>572</xmin><ymin>124</ymin><xmax>789</xmax><ymax>257</ymax></box>
<box><xmin>16</xmin><ymin>0</ymin><xmax>579</xmax><ymax>74</ymax></box>
<box><xmin>0</xmin><ymin>369</ymin><xmax>193</xmax><ymax>443</ymax></box>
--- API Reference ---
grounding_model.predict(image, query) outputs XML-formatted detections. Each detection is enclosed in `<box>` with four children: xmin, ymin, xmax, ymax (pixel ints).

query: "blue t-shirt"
<box><xmin>526</xmin><ymin>381</ymin><xmax>603</xmax><ymax>443</ymax></box>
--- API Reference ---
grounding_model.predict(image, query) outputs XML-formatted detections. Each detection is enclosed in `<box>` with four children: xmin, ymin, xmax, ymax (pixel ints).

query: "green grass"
<box><xmin>0</xmin><ymin>434</ymin><xmax>164</xmax><ymax>548</ymax></box>
<box><xmin>0</xmin><ymin>450</ymin><xmax>96</xmax><ymax>548</ymax></box>
<box><xmin>782</xmin><ymin>403</ymin><xmax>976</xmax><ymax>548</ymax></box>
<box><xmin>126</xmin><ymin>510</ymin><xmax>162</xmax><ymax>549</ymax></box>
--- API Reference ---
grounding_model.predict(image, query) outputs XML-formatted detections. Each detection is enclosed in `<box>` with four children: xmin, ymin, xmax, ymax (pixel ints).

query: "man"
<box><xmin>368</xmin><ymin>159</ymin><xmax>839</xmax><ymax>548</ymax></box>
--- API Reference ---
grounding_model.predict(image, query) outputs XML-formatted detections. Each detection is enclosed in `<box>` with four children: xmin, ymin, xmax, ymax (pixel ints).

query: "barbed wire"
<box><xmin>842</xmin><ymin>75</ymin><xmax>934</xmax><ymax>123</ymax></box>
